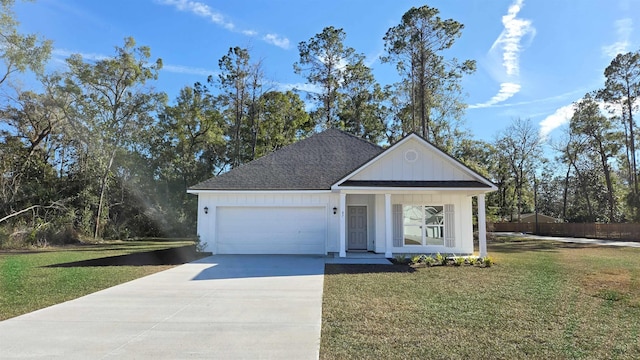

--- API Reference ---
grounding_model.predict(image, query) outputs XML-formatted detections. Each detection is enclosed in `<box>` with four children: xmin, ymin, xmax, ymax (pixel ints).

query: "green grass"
<box><xmin>0</xmin><ymin>240</ymin><xmax>193</xmax><ymax>320</ymax></box>
<box><xmin>320</xmin><ymin>236</ymin><xmax>640</xmax><ymax>359</ymax></box>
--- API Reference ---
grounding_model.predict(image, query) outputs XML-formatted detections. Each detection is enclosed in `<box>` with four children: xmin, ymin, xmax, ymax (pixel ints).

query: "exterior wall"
<box><xmin>195</xmin><ymin>192</ymin><xmax>339</xmax><ymax>254</ymax></box>
<box><xmin>345</xmin><ymin>194</ymin><xmax>376</xmax><ymax>251</ymax></box>
<box><xmin>351</xmin><ymin>138</ymin><xmax>474</xmax><ymax>181</ymax></box>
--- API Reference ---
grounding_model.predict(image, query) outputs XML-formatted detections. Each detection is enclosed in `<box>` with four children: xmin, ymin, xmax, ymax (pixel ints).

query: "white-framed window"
<box><xmin>402</xmin><ymin>205</ymin><xmax>445</xmax><ymax>246</ymax></box>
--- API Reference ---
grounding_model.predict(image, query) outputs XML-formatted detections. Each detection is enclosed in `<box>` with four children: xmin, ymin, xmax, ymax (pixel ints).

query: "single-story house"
<box><xmin>188</xmin><ymin>129</ymin><xmax>497</xmax><ymax>257</ymax></box>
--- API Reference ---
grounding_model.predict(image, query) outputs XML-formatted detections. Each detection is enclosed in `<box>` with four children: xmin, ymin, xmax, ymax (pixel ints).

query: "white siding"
<box><xmin>196</xmin><ymin>192</ymin><xmax>339</xmax><ymax>254</ymax></box>
<box><xmin>350</xmin><ymin>138</ymin><xmax>474</xmax><ymax>181</ymax></box>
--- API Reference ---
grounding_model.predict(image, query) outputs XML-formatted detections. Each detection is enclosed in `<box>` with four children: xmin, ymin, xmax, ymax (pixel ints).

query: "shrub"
<box><xmin>394</xmin><ymin>254</ymin><xmax>408</xmax><ymax>264</ymax></box>
<box><xmin>410</xmin><ymin>254</ymin><xmax>423</xmax><ymax>264</ymax></box>
<box><xmin>423</xmin><ymin>256</ymin><xmax>435</xmax><ymax>267</ymax></box>
<box><xmin>435</xmin><ymin>252</ymin><xmax>447</xmax><ymax>265</ymax></box>
<box><xmin>482</xmin><ymin>256</ymin><xmax>494</xmax><ymax>267</ymax></box>
<box><xmin>453</xmin><ymin>257</ymin><xmax>464</xmax><ymax>266</ymax></box>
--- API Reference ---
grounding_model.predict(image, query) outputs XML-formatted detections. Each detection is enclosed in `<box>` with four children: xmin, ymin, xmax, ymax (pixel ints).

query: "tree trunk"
<box><xmin>94</xmin><ymin>148</ymin><xmax>117</xmax><ymax>239</ymax></box>
<box><xmin>562</xmin><ymin>164</ymin><xmax>571</xmax><ymax>221</ymax></box>
<box><xmin>597</xmin><ymin>141</ymin><xmax>616</xmax><ymax>222</ymax></box>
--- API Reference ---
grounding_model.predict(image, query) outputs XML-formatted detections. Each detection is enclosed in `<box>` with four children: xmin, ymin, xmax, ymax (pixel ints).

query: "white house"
<box><xmin>188</xmin><ymin>129</ymin><xmax>497</xmax><ymax>257</ymax></box>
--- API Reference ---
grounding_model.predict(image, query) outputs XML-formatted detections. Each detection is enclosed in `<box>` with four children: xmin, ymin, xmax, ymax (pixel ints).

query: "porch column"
<box><xmin>339</xmin><ymin>192</ymin><xmax>346</xmax><ymax>257</ymax></box>
<box><xmin>478</xmin><ymin>193</ymin><xmax>488</xmax><ymax>258</ymax></box>
<box><xmin>384</xmin><ymin>193</ymin><xmax>392</xmax><ymax>258</ymax></box>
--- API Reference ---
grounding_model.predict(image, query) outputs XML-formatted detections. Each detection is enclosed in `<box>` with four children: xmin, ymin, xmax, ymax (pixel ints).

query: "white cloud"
<box><xmin>263</xmin><ymin>33</ymin><xmax>290</xmax><ymax>49</ymax></box>
<box><xmin>277</xmin><ymin>82</ymin><xmax>322</xmax><ymax>94</ymax></box>
<box><xmin>602</xmin><ymin>18</ymin><xmax>633</xmax><ymax>58</ymax></box>
<box><xmin>469</xmin><ymin>82</ymin><xmax>521</xmax><ymax>109</ymax></box>
<box><xmin>491</xmin><ymin>0</ymin><xmax>535</xmax><ymax>77</ymax></box>
<box><xmin>162</xmin><ymin>64</ymin><xmax>215</xmax><ymax>76</ymax></box>
<box><xmin>156</xmin><ymin>0</ymin><xmax>290</xmax><ymax>50</ymax></box>
<box><xmin>158</xmin><ymin>0</ymin><xmax>234</xmax><ymax>30</ymax></box>
<box><xmin>52</xmin><ymin>48</ymin><xmax>109</xmax><ymax>61</ymax></box>
<box><xmin>539</xmin><ymin>103</ymin><xmax>574</xmax><ymax>139</ymax></box>
<box><xmin>474</xmin><ymin>0</ymin><xmax>534</xmax><ymax>108</ymax></box>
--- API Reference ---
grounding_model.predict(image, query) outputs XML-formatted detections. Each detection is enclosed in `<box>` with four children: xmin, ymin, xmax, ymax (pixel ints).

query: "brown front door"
<box><xmin>347</xmin><ymin>206</ymin><xmax>367</xmax><ymax>250</ymax></box>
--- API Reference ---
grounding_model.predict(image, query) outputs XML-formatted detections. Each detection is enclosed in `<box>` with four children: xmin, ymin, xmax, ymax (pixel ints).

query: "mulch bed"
<box><xmin>324</xmin><ymin>263</ymin><xmax>415</xmax><ymax>275</ymax></box>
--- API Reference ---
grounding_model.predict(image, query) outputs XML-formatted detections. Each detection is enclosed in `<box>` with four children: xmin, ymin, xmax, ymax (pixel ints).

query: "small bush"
<box><xmin>435</xmin><ymin>252</ymin><xmax>447</xmax><ymax>266</ymax></box>
<box><xmin>482</xmin><ymin>256</ymin><xmax>494</xmax><ymax>267</ymax></box>
<box><xmin>410</xmin><ymin>254</ymin><xmax>423</xmax><ymax>264</ymax></box>
<box><xmin>393</xmin><ymin>254</ymin><xmax>408</xmax><ymax>264</ymax></box>
<box><xmin>453</xmin><ymin>257</ymin><xmax>464</xmax><ymax>266</ymax></box>
<box><xmin>423</xmin><ymin>256</ymin><xmax>435</xmax><ymax>267</ymax></box>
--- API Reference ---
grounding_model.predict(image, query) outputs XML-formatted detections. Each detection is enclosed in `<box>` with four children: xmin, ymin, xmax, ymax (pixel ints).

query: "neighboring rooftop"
<box><xmin>189</xmin><ymin>128</ymin><xmax>383</xmax><ymax>190</ymax></box>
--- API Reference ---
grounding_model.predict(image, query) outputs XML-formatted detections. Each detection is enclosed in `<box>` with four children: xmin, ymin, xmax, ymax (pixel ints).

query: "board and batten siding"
<box><xmin>196</xmin><ymin>192</ymin><xmax>339</xmax><ymax>254</ymax></box>
<box><xmin>350</xmin><ymin>138</ymin><xmax>474</xmax><ymax>182</ymax></box>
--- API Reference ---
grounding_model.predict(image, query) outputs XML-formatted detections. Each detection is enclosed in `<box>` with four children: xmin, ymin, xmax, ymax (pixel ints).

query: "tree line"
<box><xmin>1</xmin><ymin>2</ymin><xmax>480</xmax><ymax>244</ymax></box>
<box><xmin>2</xmin><ymin>0</ymin><xmax>639</xmax><ymax>247</ymax></box>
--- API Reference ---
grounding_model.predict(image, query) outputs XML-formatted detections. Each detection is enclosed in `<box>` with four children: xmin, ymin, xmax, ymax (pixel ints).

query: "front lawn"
<box><xmin>321</xmin><ymin>236</ymin><xmax>640</xmax><ymax>359</ymax></box>
<box><xmin>0</xmin><ymin>240</ymin><xmax>197</xmax><ymax>320</ymax></box>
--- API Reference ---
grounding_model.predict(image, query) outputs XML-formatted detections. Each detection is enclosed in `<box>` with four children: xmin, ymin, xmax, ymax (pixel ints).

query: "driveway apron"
<box><xmin>0</xmin><ymin>255</ymin><xmax>325</xmax><ymax>359</ymax></box>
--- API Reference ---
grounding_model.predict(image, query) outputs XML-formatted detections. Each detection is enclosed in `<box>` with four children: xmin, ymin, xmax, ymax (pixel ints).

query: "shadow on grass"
<box><xmin>325</xmin><ymin>263</ymin><xmax>416</xmax><ymax>275</ymax></box>
<box><xmin>489</xmin><ymin>238</ymin><xmax>602</xmax><ymax>253</ymax></box>
<box><xmin>44</xmin><ymin>245</ymin><xmax>211</xmax><ymax>267</ymax></box>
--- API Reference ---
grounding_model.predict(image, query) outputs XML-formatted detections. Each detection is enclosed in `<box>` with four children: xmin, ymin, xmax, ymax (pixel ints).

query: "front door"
<box><xmin>347</xmin><ymin>206</ymin><xmax>367</xmax><ymax>251</ymax></box>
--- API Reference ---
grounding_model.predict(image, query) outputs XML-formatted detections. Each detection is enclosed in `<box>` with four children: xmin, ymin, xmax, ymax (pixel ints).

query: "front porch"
<box><xmin>336</xmin><ymin>191</ymin><xmax>488</xmax><ymax>258</ymax></box>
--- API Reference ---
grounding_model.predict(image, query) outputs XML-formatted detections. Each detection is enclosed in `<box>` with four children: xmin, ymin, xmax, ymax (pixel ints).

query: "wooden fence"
<box><xmin>490</xmin><ymin>222</ymin><xmax>640</xmax><ymax>242</ymax></box>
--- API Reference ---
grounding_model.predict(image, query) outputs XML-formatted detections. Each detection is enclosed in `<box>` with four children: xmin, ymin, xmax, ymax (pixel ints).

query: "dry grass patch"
<box><xmin>320</xmin><ymin>237</ymin><xmax>640</xmax><ymax>359</ymax></box>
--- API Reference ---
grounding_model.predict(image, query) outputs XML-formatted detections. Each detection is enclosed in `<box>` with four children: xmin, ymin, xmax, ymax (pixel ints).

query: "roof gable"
<box><xmin>333</xmin><ymin>133</ymin><xmax>497</xmax><ymax>190</ymax></box>
<box><xmin>189</xmin><ymin>128</ymin><xmax>383</xmax><ymax>191</ymax></box>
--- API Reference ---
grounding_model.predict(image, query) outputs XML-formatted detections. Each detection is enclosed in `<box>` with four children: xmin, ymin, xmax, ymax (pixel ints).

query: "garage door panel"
<box><xmin>216</xmin><ymin>207</ymin><xmax>326</xmax><ymax>254</ymax></box>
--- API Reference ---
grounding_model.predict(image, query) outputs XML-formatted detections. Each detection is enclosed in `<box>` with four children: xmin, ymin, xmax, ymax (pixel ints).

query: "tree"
<box><xmin>495</xmin><ymin>118</ymin><xmax>542</xmax><ymax>221</ymax></box>
<box><xmin>570</xmin><ymin>92</ymin><xmax>620</xmax><ymax>222</ymax></box>
<box><xmin>338</xmin><ymin>55</ymin><xmax>388</xmax><ymax>143</ymax></box>
<box><xmin>256</xmin><ymin>90</ymin><xmax>313</xmax><ymax>157</ymax></box>
<box><xmin>382</xmin><ymin>5</ymin><xmax>475</xmax><ymax>145</ymax></box>
<box><xmin>214</xmin><ymin>46</ymin><xmax>265</xmax><ymax>168</ymax></box>
<box><xmin>601</xmin><ymin>51</ymin><xmax>640</xmax><ymax>203</ymax></box>
<box><xmin>0</xmin><ymin>0</ymin><xmax>52</xmax><ymax>87</ymax></box>
<box><xmin>62</xmin><ymin>37</ymin><xmax>164</xmax><ymax>238</ymax></box>
<box><xmin>294</xmin><ymin>26</ymin><xmax>355</xmax><ymax>128</ymax></box>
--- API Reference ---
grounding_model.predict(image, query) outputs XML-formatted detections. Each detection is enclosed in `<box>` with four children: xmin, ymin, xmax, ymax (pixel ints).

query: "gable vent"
<box><xmin>404</xmin><ymin>149</ymin><xmax>418</xmax><ymax>162</ymax></box>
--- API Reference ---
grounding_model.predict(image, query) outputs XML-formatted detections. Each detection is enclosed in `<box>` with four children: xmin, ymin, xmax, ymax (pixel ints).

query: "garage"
<box><xmin>216</xmin><ymin>206</ymin><xmax>327</xmax><ymax>254</ymax></box>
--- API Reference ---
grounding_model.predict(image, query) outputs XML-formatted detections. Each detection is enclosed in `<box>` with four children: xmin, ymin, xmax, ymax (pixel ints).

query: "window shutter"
<box><xmin>392</xmin><ymin>204</ymin><xmax>403</xmax><ymax>247</ymax></box>
<box><xmin>444</xmin><ymin>204</ymin><xmax>455</xmax><ymax>247</ymax></box>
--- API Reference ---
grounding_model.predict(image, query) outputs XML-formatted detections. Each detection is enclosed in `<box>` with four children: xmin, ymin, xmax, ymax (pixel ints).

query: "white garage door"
<box><xmin>216</xmin><ymin>206</ymin><xmax>327</xmax><ymax>254</ymax></box>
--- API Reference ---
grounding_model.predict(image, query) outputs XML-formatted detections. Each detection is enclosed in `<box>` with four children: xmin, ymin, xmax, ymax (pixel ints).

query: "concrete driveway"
<box><xmin>0</xmin><ymin>255</ymin><xmax>325</xmax><ymax>359</ymax></box>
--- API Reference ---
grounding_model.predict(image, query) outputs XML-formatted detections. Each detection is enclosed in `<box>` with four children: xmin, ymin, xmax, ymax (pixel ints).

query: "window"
<box><xmin>403</xmin><ymin>205</ymin><xmax>444</xmax><ymax>246</ymax></box>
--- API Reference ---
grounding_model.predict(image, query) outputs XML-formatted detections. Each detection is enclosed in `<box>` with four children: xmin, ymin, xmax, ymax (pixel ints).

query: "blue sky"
<box><xmin>14</xmin><ymin>0</ymin><xmax>640</xmax><ymax>143</ymax></box>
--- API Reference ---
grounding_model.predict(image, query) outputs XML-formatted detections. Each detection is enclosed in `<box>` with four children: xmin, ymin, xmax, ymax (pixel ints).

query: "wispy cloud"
<box><xmin>471</xmin><ymin>0</ymin><xmax>535</xmax><ymax>108</ymax></box>
<box><xmin>156</xmin><ymin>0</ymin><xmax>290</xmax><ymax>49</ymax></box>
<box><xmin>52</xmin><ymin>48</ymin><xmax>109</xmax><ymax>61</ymax></box>
<box><xmin>539</xmin><ymin>103</ymin><xmax>574</xmax><ymax>140</ymax></box>
<box><xmin>277</xmin><ymin>82</ymin><xmax>322</xmax><ymax>94</ymax></box>
<box><xmin>602</xmin><ymin>18</ymin><xmax>633</xmax><ymax>58</ymax></box>
<box><xmin>157</xmin><ymin>0</ymin><xmax>234</xmax><ymax>30</ymax></box>
<box><xmin>263</xmin><ymin>34</ymin><xmax>290</xmax><ymax>49</ymax></box>
<box><xmin>162</xmin><ymin>64</ymin><xmax>216</xmax><ymax>77</ymax></box>
<box><xmin>469</xmin><ymin>82</ymin><xmax>520</xmax><ymax>109</ymax></box>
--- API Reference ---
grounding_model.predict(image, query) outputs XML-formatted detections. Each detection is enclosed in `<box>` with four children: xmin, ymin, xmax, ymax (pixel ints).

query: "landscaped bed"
<box><xmin>320</xmin><ymin>235</ymin><xmax>640</xmax><ymax>359</ymax></box>
<box><xmin>0</xmin><ymin>240</ymin><xmax>203</xmax><ymax>321</ymax></box>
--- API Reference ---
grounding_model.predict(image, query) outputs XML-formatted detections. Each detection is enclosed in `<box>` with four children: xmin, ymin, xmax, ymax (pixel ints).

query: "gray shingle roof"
<box><xmin>189</xmin><ymin>128</ymin><xmax>383</xmax><ymax>190</ymax></box>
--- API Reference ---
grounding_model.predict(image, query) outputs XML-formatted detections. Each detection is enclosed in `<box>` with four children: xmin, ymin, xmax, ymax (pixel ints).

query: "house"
<box><xmin>188</xmin><ymin>129</ymin><xmax>497</xmax><ymax>258</ymax></box>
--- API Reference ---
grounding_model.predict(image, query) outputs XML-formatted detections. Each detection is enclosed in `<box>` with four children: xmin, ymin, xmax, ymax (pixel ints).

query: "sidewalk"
<box><xmin>496</xmin><ymin>232</ymin><xmax>640</xmax><ymax>248</ymax></box>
